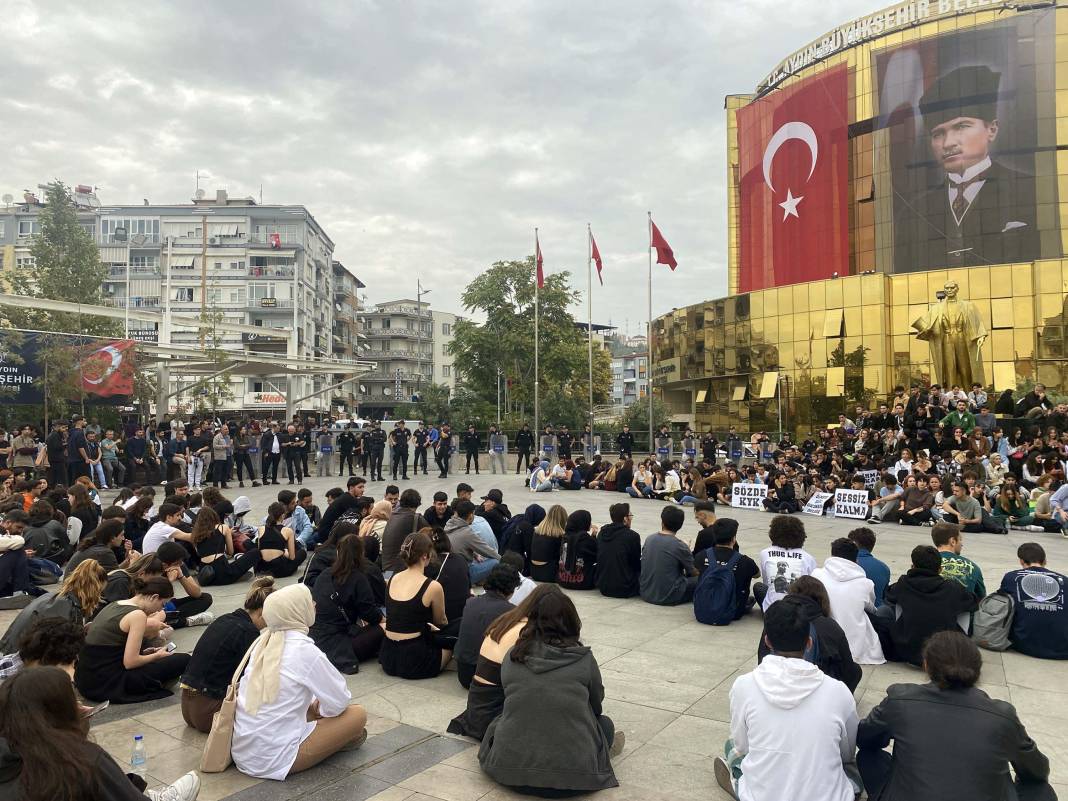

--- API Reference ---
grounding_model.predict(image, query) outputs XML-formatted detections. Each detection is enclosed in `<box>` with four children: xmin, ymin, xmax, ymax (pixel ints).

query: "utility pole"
<box><xmin>199</xmin><ymin>214</ymin><xmax>208</xmax><ymax>349</ymax></box>
<box><xmin>416</xmin><ymin>279</ymin><xmax>431</xmax><ymax>394</ymax></box>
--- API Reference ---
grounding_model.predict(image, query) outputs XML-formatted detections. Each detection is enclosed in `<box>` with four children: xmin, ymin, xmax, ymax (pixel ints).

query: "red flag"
<box><xmin>269</xmin><ymin>232</ymin><xmax>281</xmax><ymax>248</ymax></box>
<box><xmin>650</xmin><ymin>220</ymin><xmax>677</xmax><ymax>270</ymax></box>
<box><xmin>590</xmin><ymin>231</ymin><xmax>603</xmax><ymax>285</ymax></box>
<box><xmin>737</xmin><ymin>63</ymin><xmax>848</xmax><ymax>292</ymax></box>
<box><xmin>535</xmin><ymin>232</ymin><xmax>545</xmax><ymax>289</ymax></box>
<box><xmin>79</xmin><ymin>340</ymin><xmax>135</xmax><ymax>397</ymax></box>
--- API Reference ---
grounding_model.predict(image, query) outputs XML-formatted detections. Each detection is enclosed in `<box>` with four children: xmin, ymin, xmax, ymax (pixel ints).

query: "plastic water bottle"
<box><xmin>130</xmin><ymin>735</ymin><xmax>147</xmax><ymax>778</ymax></box>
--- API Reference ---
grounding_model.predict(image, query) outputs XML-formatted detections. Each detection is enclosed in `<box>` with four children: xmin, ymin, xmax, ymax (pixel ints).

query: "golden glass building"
<box><xmin>652</xmin><ymin>0</ymin><xmax>1068</xmax><ymax>435</ymax></box>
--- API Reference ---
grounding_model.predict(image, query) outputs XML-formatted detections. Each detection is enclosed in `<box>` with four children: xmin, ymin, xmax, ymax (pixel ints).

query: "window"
<box><xmin>230</xmin><ymin>260</ymin><xmax>244</xmax><ymax>270</ymax></box>
<box><xmin>442</xmin><ymin>323</ymin><xmax>451</xmax><ymax>335</ymax></box>
<box><xmin>382</xmin><ymin>319</ymin><xmax>391</xmax><ymax>329</ymax></box>
<box><xmin>15</xmin><ymin>256</ymin><xmax>36</xmax><ymax>270</ymax></box>
<box><xmin>442</xmin><ymin>365</ymin><xmax>451</xmax><ymax>377</ymax></box>
<box><xmin>80</xmin><ymin>222</ymin><xmax>95</xmax><ymax>237</ymax></box>
<box><xmin>18</xmin><ymin>220</ymin><xmax>39</xmax><ymax>237</ymax></box>
<box><xmin>172</xmin><ymin>288</ymin><xmax>194</xmax><ymax>302</ymax></box>
<box><xmin>248</xmin><ymin>283</ymin><xmax>274</xmax><ymax>301</ymax></box>
<box><xmin>101</xmin><ymin>218</ymin><xmax>160</xmax><ymax>243</ymax></box>
<box><xmin>229</xmin><ymin>288</ymin><xmax>246</xmax><ymax>305</ymax></box>
<box><xmin>206</xmin><ymin>289</ymin><xmax>222</xmax><ymax>304</ymax></box>
<box><xmin>130</xmin><ymin>256</ymin><xmax>159</xmax><ymax>269</ymax></box>
<box><xmin>214</xmin><ymin>261</ymin><xmax>223</xmax><ymax>270</ymax></box>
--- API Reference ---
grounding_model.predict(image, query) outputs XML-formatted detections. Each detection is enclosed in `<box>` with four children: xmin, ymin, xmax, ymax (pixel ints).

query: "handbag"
<box><xmin>200</xmin><ymin>639</ymin><xmax>258</xmax><ymax>773</ymax></box>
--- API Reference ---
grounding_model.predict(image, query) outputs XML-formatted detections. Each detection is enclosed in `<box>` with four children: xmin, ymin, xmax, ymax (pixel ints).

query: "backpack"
<box><xmin>972</xmin><ymin>591</ymin><xmax>1014</xmax><ymax>651</ymax></box>
<box><xmin>694</xmin><ymin>550</ymin><xmax>741</xmax><ymax>626</ymax></box>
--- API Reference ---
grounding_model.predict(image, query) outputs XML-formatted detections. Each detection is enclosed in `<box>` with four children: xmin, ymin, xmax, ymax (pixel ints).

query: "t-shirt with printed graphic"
<box><xmin>1000</xmin><ymin>567</ymin><xmax>1068</xmax><ymax>659</ymax></box>
<box><xmin>939</xmin><ymin>551</ymin><xmax>986</xmax><ymax>599</ymax></box>
<box><xmin>758</xmin><ymin>546</ymin><xmax>818</xmax><ymax>610</ymax></box>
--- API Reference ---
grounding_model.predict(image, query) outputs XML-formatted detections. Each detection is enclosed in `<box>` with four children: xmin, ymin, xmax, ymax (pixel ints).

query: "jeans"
<box><xmin>677</xmin><ymin>494</ymin><xmax>701</xmax><ymax>505</ymax></box>
<box><xmin>102</xmin><ymin>459</ymin><xmax>126</xmax><ymax>487</ymax></box>
<box><xmin>532</xmin><ymin>480</ymin><xmax>553</xmax><ymax>492</ymax></box>
<box><xmin>627</xmin><ymin>485</ymin><xmax>653</xmax><ymax>498</ymax></box>
<box><xmin>469</xmin><ymin>557</ymin><xmax>500</xmax><ymax>584</ymax></box>
<box><xmin>88</xmin><ymin>461</ymin><xmax>108</xmax><ymax>488</ymax></box>
<box><xmin>187</xmin><ymin>456</ymin><xmax>204</xmax><ymax>487</ymax></box>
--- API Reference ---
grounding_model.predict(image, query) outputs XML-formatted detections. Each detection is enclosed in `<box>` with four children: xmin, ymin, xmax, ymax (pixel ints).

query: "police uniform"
<box><xmin>515</xmin><ymin>427</ymin><xmax>534</xmax><ymax>473</ymax></box>
<box><xmin>337</xmin><ymin>428</ymin><xmax>357</xmax><ymax>476</ymax></box>
<box><xmin>391</xmin><ymin>426</ymin><xmax>411</xmax><ymax>480</ymax></box>
<box><xmin>617</xmin><ymin>429</ymin><xmax>634</xmax><ymax>458</ymax></box>
<box><xmin>462</xmin><ymin>429</ymin><xmax>481</xmax><ymax>474</ymax></box>
<box><xmin>412</xmin><ymin>427</ymin><xmax>429</xmax><ymax>475</ymax></box>
<box><xmin>367</xmin><ymin>425</ymin><xmax>387</xmax><ymax>480</ymax></box>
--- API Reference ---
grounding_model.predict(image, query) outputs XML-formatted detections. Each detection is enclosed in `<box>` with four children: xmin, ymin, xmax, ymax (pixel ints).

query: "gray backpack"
<box><xmin>971</xmin><ymin>591</ymin><xmax>1014</xmax><ymax>651</ymax></box>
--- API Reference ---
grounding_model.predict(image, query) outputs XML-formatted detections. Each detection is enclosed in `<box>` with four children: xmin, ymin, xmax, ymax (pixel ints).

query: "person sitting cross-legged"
<box><xmin>715</xmin><ymin>595</ymin><xmax>861</xmax><ymax>801</ymax></box>
<box><xmin>999</xmin><ymin>542</ymin><xmax>1068</xmax><ymax>660</ymax></box>
<box><xmin>812</xmin><ymin>538</ymin><xmax>885</xmax><ymax>665</ymax></box>
<box><xmin>857</xmin><ymin>631</ymin><xmax>1054</xmax><ymax>801</ymax></box>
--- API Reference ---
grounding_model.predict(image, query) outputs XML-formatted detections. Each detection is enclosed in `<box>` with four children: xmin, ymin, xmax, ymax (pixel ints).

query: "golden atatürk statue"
<box><xmin>911</xmin><ymin>281</ymin><xmax>988</xmax><ymax>388</ymax></box>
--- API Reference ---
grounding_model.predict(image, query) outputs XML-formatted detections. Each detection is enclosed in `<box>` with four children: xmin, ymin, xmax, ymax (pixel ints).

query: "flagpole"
<box><xmin>534</xmin><ymin>227</ymin><xmax>540</xmax><ymax>438</ymax></box>
<box><xmin>647</xmin><ymin>212</ymin><xmax>654</xmax><ymax>454</ymax></box>
<box><xmin>587</xmin><ymin>223</ymin><xmax>594</xmax><ymax>460</ymax></box>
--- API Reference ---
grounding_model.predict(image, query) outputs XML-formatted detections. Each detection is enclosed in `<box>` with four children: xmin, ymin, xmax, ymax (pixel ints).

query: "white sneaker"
<box><xmin>184</xmin><ymin>612</ymin><xmax>214</xmax><ymax>627</ymax></box>
<box><xmin>148</xmin><ymin>771</ymin><xmax>201</xmax><ymax>801</ymax></box>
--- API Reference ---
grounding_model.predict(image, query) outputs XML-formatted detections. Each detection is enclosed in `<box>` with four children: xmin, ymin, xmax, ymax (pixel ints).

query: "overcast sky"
<box><xmin>2</xmin><ymin>0</ymin><xmax>876</xmax><ymax>332</ymax></box>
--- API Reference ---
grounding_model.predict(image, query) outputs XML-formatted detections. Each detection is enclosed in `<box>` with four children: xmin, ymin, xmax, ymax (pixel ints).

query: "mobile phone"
<box><xmin>83</xmin><ymin>700</ymin><xmax>110</xmax><ymax>718</ymax></box>
<box><xmin>164</xmin><ymin>641</ymin><xmax>177</xmax><ymax>653</ymax></box>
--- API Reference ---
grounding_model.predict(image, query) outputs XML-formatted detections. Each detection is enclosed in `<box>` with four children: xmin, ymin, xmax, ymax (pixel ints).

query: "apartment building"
<box><xmin>0</xmin><ymin>187</ymin><xmax>361</xmax><ymax>414</ymax></box>
<box><xmin>610</xmin><ymin>338</ymin><xmax>648</xmax><ymax>410</ymax></box>
<box><xmin>332</xmin><ymin>260</ymin><xmax>365</xmax><ymax>412</ymax></box>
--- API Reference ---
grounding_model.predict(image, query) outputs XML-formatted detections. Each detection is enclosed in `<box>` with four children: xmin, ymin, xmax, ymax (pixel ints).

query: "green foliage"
<box><xmin>393</xmin><ymin>381</ymin><xmax>453</xmax><ymax>425</ymax></box>
<box><xmin>448</xmin><ymin>257</ymin><xmax>612</xmax><ymax>429</ymax></box>
<box><xmin>189</xmin><ymin>306</ymin><xmax>235</xmax><ymax>416</ymax></box>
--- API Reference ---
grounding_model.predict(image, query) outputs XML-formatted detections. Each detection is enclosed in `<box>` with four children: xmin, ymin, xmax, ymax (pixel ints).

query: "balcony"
<box><xmin>249</xmin><ymin>265</ymin><xmax>295</xmax><ymax>279</ymax></box>
<box><xmin>102</xmin><ymin>297</ymin><xmax>160</xmax><ymax>308</ymax></box>
<box><xmin>246</xmin><ymin>298</ymin><xmax>294</xmax><ymax>311</ymax></box>
<box><xmin>107</xmin><ymin>265</ymin><xmax>161</xmax><ymax>279</ymax></box>
<box><xmin>362</xmin><ymin>328</ymin><xmax>422</xmax><ymax>340</ymax></box>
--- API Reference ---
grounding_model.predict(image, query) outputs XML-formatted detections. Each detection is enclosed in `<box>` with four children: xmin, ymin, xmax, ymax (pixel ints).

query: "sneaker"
<box><xmin>714</xmin><ymin>757</ymin><xmax>737</xmax><ymax>799</ymax></box>
<box><xmin>1027</xmin><ymin>525</ymin><xmax>1044</xmax><ymax>532</ymax></box>
<box><xmin>184</xmin><ymin>612</ymin><xmax>215</xmax><ymax>627</ymax></box>
<box><xmin>147</xmin><ymin>771</ymin><xmax>201</xmax><ymax>801</ymax></box>
<box><xmin>609</xmin><ymin>730</ymin><xmax>626</xmax><ymax>758</ymax></box>
<box><xmin>922</xmin><ymin>520</ymin><xmax>934</xmax><ymax>527</ymax></box>
<box><xmin>866</xmin><ymin>518</ymin><xmax>881</xmax><ymax>524</ymax></box>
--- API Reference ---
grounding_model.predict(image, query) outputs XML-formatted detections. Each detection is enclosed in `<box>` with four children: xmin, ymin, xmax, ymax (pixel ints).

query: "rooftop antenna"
<box><xmin>259</xmin><ymin>184</ymin><xmax>263</xmax><ymax>205</ymax></box>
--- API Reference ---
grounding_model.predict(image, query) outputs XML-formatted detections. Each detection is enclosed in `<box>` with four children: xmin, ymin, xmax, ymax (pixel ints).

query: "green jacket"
<box><xmin>939</xmin><ymin>410</ymin><xmax>976</xmax><ymax>434</ymax></box>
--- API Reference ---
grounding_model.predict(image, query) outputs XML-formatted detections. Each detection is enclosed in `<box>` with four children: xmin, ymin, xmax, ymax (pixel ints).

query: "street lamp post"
<box><xmin>416</xmin><ymin>280</ymin><xmax>431</xmax><ymax>392</ymax></box>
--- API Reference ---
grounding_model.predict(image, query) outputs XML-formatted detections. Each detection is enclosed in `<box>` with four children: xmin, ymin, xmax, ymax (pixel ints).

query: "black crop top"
<box><xmin>259</xmin><ymin>524</ymin><xmax>287</xmax><ymax>551</ymax></box>
<box><xmin>385</xmin><ymin>576</ymin><xmax>433</xmax><ymax>634</ymax></box>
<box><xmin>196</xmin><ymin>529</ymin><xmax>226</xmax><ymax>558</ymax></box>
<box><xmin>474</xmin><ymin>654</ymin><xmax>502</xmax><ymax>686</ymax></box>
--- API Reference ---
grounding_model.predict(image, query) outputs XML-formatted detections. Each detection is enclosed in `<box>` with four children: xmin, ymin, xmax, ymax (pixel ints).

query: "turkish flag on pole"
<box><xmin>535</xmin><ymin>232</ymin><xmax>545</xmax><ymax>289</ymax></box>
<box><xmin>79</xmin><ymin>339</ymin><xmax>136</xmax><ymax>397</ymax></box>
<box><xmin>650</xmin><ymin>220</ymin><xmax>677</xmax><ymax>271</ymax></box>
<box><xmin>590</xmin><ymin>231</ymin><xmax>603</xmax><ymax>285</ymax></box>
<box><xmin>737</xmin><ymin>63</ymin><xmax>848</xmax><ymax>292</ymax></box>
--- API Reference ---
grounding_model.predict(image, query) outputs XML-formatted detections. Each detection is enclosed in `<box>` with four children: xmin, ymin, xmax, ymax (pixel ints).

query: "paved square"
<box><xmin>5</xmin><ymin>468</ymin><xmax>1067</xmax><ymax>800</ymax></box>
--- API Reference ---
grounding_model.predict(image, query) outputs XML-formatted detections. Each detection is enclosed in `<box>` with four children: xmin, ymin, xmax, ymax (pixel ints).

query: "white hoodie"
<box><xmin>729</xmin><ymin>655</ymin><xmax>858</xmax><ymax>801</ymax></box>
<box><xmin>812</xmin><ymin>556</ymin><xmax>885</xmax><ymax>665</ymax></box>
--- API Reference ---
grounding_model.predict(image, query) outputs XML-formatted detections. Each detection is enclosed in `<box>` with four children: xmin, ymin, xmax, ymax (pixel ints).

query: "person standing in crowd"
<box><xmin>66</xmin><ymin>416</ymin><xmax>89</xmax><ymax>483</ymax></box>
<box><xmin>856</xmin><ymin>631</ymin><xmax>1053</xmax><ymax>801</ymax></box>
<box><xmin>390</xmin><ymin>422</ymin><xmax>410</xmax><ymax>481</ymax></box>
<box><xmin>639</xmin><ymin>506</ymin><xmax>698</xmax><ymax>606</ymax></box>
<box><xmin>231</xmin><ymin>584</ymin><xmax>367</xmax><ymax>780</ymax></box>
<box><xmin>180</xmin><ymin>577</ymin><xmax>275</xmax><ymax>733</ymax></box>
<box><xmin>462</xmin><ymin>425</ymin><xmax>481</xmax><ymax>475</ymax></box>
<box><xmin>184</xmin><ymin>423</ymin><xmax>210</xmax><ymax>491</ymax></box>
<box><xmin>259</xmin><ymin>423</ymin><xmax>281</xmax><ymax>486</ymax></box>
<box><xmin>616</xmin><ymin>425</ymin><xmax>634</xmax><ymax>459</ymax></box>
<box><xmin>716</xmin><ymin>597</ymin><xmax>860</xmax><ymax>801</ymax></box>
<box><xmin>515</xmin><ymin>423</ymin><xmax>534</xmax><ymax>473</ymax></box>
<box><xmin>337</xmin><ymin>424</ymin><xmax>358</xmax><ymax>477</ymax></box>
<box><xmin>999</xmin><ymin>542</ymin><xmax>1068</xmax><ymax>660</ymax></box>
<box><xmin>367</xmin><ymin>421</ymin><xmax>387</xmax><ymax>482</ymax></box>
<box><xmin>594</xmin><ymin>503</ymin><xmax>642</xmax><ymax>598</ymax></box>
<box><xmin>210</xmin><ymin>426</ymin><xmax>231</xmax><ymax>488</ymax></box>
<box><xmin>45</xmin><ymin>421</ymin><xmax>68</xmax><ymax>488</ymax></box>
<box><xmin>412</xmin><ymin>423</ymin><xmax>430</xmax><ymax>476</ymax></box>
<box><xmin>478</xmin><ymin>587</ymin><xmax>622</xmax><ymax>794</ymax></box>
<box><xmin>279</xmin><ymin>424</ymin><xmax>303</xmax><ymax>485</ymax></box>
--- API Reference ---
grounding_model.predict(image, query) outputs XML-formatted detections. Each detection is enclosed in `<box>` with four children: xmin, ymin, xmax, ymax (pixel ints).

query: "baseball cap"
<box><xmin>482</xmin><ymin>489</ymin><xmax>504</xmax><ymax>504</ymax></box>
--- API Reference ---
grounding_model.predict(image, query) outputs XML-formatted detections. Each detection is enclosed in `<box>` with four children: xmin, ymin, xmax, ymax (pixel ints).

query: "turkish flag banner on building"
<box><xmin>737</xmin><ymin>64</ymin><xmax>848</xmax><ymax>293</ymax></box>
<box><xmin>269</xmin><ymin>232</ymin><xmax>281</xmax><ymax>248</ymax></box>
<box><xmin>79</xmin><ymin>339</ymin><xmax>136</xmax><ymax>397</ymax></box>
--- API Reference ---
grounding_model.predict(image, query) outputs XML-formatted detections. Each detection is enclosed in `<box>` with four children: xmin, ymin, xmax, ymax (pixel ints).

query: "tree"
<box><xmin>448</xmin><ymin>257</ymin><xmax>612</xmax><ymax>429</ymax></box>
<box><xmin>393</xmin><ymin>381</ymin><xmax>453</xmax><ymax>425</ymax></box>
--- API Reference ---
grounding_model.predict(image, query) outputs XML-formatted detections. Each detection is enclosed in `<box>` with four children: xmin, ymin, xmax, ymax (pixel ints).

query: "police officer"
<box><xmin>515</xmin><ymin>423</ymin><xmax>534</xmax><ymax>473</ymax></box>
<box><xmin>337</xmin><ymin>424</ymin><xmax>357</xmax><ymax>476</ymax></box>
<box><xmin>356</xmin><ymin>429</ymin><xmax>369</xmax><ymax>474</ymax></box>
<box><xmin>701</xmin><ymin>431</ymin><xmax>719</xmax><ymax>465</ymax></box>
<box><xmin>617</xmin><ymin>424</ymin><xmax>634</xmax><ymax>458</ymax></box>
<box><xmin>412</xmin><ymin>424</ymin><xmax>429</xmax><ymax>476</ymax></box>
<box><xmin>462</xmin><ymin>424</ymin><xmax>481</xmax><ymax>474</ymax></box>
<box><xmin>366</xmin><ymin>420</ymin><xmax>387</xmax><ymax>481</ymax></box>
<box><xmin>557</xmin><ymin>425</ymin><xmax>573</xmax><ymax>459</ymax></box>
<box><xmin>436</xmin><ymin>423</ymin><xmax>452</xmax><ymax>478</ymax></box>
<box><xmin>390</xmin><ymin>421</ymin><xmax>411</xmax><ymax>480</ymax></box>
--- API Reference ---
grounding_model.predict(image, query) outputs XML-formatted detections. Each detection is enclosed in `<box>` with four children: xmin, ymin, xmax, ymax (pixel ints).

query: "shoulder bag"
<box><xmin>200</xmin><ymin>639</ymin><xmax>259</xmax><ymax>773</ymax></box>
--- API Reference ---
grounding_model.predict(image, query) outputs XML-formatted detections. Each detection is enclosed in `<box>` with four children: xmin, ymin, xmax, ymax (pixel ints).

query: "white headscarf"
<box><xmin>242</xmin><ymin>583</ymin><xmax>315</xmax><ymax>715</ymax></box>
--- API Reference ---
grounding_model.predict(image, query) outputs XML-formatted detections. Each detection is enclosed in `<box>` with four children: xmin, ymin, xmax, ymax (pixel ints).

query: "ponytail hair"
<box><xmin>243</xmin><ymin>576</ymin><xmax>276</xmax><ymax>612</ymax></box>
<box><xmin>130</xmin><ymin>575</ymin><xmax>174</xmax><ymax>599</ymax></box>
<box><xmin>399</xmin><ymin>530</ymin><xmax>433</xmax><ymax>566</ymax></box>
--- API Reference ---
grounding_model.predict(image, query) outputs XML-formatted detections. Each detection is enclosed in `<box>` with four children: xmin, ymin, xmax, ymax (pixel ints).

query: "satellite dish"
<box><xmin>335</xmin><ymin>303</ymin><xmax>342</xmax><ymax>312</ymax></box>
<box><xmin>359</xmin><ymin>385</ymin><xmax>366</xmax><ymax>393</ymax></box>
<box><xmin>383</xmin><ymin>387</ymin><xmax>393</xmax><ymax>396</ymax></box>
<box><xmin>1</xmin><ymin>194</ymin><xmax>12</xmax><ymax>204</ymax></box>
<box><xmin>195</xmin><ymin>189</ymin><xmax>206</xmax><ymax>199</ymax></box>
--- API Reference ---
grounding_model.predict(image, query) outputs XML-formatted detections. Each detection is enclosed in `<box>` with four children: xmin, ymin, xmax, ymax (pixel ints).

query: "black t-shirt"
<box><xmin>692</xmin><ymin>525</ymin><xmax>717</xmax><ymax>558</ymax></box>
<box><xmin>696</xmin><ymin>545</ymin><xmax>759</xmax><ymax>613</ymax></box>
<box><xmin>427</xmin><ymin>552</ymin><xmax>471</xmax><ymax>621</ymax></box>
<box><xmin>317</xmin><ymin>493</ymin><xmax>361</xmax><ymax>539</ymax></box>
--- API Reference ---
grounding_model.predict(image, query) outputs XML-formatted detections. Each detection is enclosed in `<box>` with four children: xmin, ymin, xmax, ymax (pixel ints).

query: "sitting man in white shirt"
<box><xmin>812</xmin><ymin>538</ymin><xmax>885</xmax><ymax>665</ymax></box>
<box><xmin>716</xmin><ymin>596</ymin><xmax>860</xmax><ymax>801</ymax></box>
<box><xmin>141</xmin><ymin>503</ymin><xmax>194</xmax><ymax>554</ymax></box>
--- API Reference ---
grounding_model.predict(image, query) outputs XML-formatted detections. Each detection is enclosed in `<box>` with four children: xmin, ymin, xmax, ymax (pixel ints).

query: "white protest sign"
<box><xmin>834</xmin><ymin>488</ymin><xmax>870</xmax><ymax>520</ymax></box>
<box><xmin>857</xmin><ymin>470</ymin><xmax>879</xmax><ymax>489</ymax></box>
<box><xmin>731</xmin><ymin>482</ymin><xmax>768</xmax><ymax>510</ymax></box>
<box><xmin>803</xmin><ymin>491</ymin><xmax>833</xmax><ymax>516</ymax></box>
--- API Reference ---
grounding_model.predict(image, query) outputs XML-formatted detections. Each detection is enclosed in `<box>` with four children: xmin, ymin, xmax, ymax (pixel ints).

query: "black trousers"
<box><xmin>358</xmin><ymin>451</ymin><xmax>369</xmax><ymax>473</ymax></box>
<box><xmin>167</xmin><ymin>593</ymin><xmax>213</xmax><ymax>628</ymax></box>
<box><xmin>465</xmin><ymin>451</ymin><xmax>479</xmax><ymax>473</ymax></box>
<box><xmin>47</xmin><ymin>463</ymin><xmax>68</xmax><ymax>488</ymax></box>
<box><xmin>284</xmin><ymin>453</ymin><xmax>303</xmax><ymax>483</ymax></box>
<box><xmin>300</xmin><ymin>451</ymin><xmax>309</xmax><ymax>475</ymax></box>
<box><xmin>211</xmin><ymin>459</ymin><xmax>229</xmax><ymax>486</ymax></box>
<box><xmin>200</xmin><ymin>550</ymin><xmax>259</xmax><ymax>586</ymax></box>
<box><xmin>235</xmin><ymin>452</ymin><xmax>256</xmax><ymax>483</ymax></box>
<box><xmin>339</xmin><ymin>451</ymin><xmax>356</xmax><ymax>475</ymax></box>
<box><xmin>262</xmin><ymin>453</ymin><xmax>280</xmax><ymax>483</ymax></box>
<box><xmin>369</xmin><ymin>451</ymin><xmax>384</xmax><ymax>479</ymax></box>
<box><xmin>413</xmin><ymin>447</ymin><xmax>428</xmax><ymax>474</ymax></box>
<box><xmin>0</xmin><ymin>550</ymin><xmax>32</xmax><ymax>596</ymax></box>
<box><xmin>515</xmin><ymin>449</ymin><xmax>531</xmax><ymax>472</ymax></box>
<box><xmin>393</xmin><ymin>448</ymin><xmax>409</xmax><ymax>479</ymax></box>
<box><xmin>68</xmin><ymin>460</ymin><xmax>88</xmax><ymax>482</ymax></box>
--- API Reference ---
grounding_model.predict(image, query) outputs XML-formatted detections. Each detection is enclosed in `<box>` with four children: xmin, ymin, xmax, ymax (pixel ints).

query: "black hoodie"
<box><xmin>594</xmin><ymin>523</ymin><xmax>641</xmax><ymax>598</ymax></box>
<box><xmin>883</xmin><ymin>567</ymin><xmax>978</xmax><ymax>665</ymax></box>
<box><xmin>757</xmin><ymin>594</ymin><xmax>862</xmax><ymax>692</ymax></box>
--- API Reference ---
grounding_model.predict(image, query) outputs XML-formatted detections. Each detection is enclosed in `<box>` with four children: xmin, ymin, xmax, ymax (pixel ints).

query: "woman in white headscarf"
<box><xmin>231</xmin><ymin>583</ymin><xmax>367</xmax><ymax>780</ymax></box>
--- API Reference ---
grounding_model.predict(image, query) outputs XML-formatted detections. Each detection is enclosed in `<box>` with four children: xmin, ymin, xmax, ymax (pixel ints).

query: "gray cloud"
<box><xmin>2</xmin><ymin>0</ymin><xmax>873</xmax><ymax>332</ymax></box>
